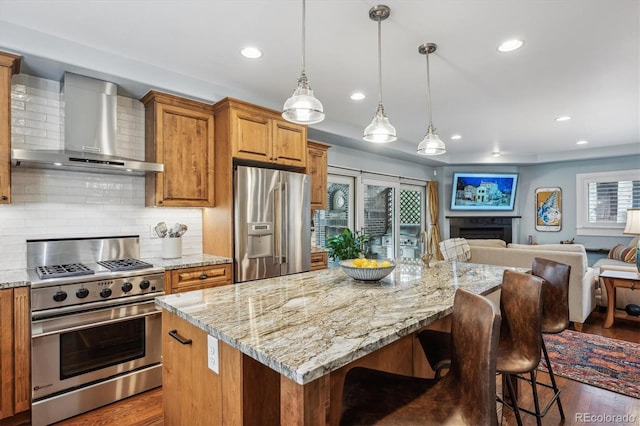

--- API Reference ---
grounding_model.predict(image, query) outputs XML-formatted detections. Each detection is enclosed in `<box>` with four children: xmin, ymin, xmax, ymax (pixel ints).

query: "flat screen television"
<box><xmin>450</xmin><ymin>172</ymin><xmax>518</xmax><ymax>211</ymax></box>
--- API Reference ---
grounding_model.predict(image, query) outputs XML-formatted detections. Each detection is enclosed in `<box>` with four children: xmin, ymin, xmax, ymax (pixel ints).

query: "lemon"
<box><xmin>380</xmin><ymin>261</ymin><xmax>392</xmax><ymax>267</ymax></box>
<box><xmin>352</xmin><ymin>258</ymin><xmax>365</xmax><ymax>268</ymax></box>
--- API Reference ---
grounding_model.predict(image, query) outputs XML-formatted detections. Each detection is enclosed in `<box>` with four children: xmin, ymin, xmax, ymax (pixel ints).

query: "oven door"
<box><xmin>31</xmin><ymin>300</ymin><xmax>161</xmax><ymax>401</ymax></box>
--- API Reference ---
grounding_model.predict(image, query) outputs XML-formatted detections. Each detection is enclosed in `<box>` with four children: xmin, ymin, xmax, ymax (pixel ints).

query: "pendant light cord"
<box><xmin>377</xmin><ymin>16</ymin><xmax>383</xmax><ymax>106</ymax></box>
<box><xmin>301</xmin><ymin>0</ymin><xmax>306</xmax><ymax>74</ymax></box>
<box><xmin>425</xmin><ymin>52</ymin><xmax>433</xmax><ymax>125</ymax></box>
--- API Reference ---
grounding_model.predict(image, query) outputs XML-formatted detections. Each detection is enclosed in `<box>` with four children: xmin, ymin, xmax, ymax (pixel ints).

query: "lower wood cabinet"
<box><xmin>165</xmin><ymin>264</ymin><xmax>232</xmax><ymax>294</ymax></box>
<box><xmin>162</xmin><ymin>311</ymin><xmax>280</xmax><ymax>425</ymax></box>
<box><xmin>310</xmin><ymin>251</ymin><xmax>328</xmax><ymax>271</ymax></box>
<box><xmin>0</xmin><ymin>287</ymin><xmax>30</xmax><ymax>420</ymax></box>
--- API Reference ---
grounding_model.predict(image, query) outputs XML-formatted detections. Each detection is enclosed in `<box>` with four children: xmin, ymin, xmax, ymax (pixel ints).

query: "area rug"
<box><xmin>541</xmin><ymin>329</ymin><xmax>640</xmax><ymax>399</ymax></box>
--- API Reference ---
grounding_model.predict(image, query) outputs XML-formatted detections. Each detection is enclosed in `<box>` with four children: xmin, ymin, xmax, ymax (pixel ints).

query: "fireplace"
<box><xmin>448</xmin><ymin>216</ymin><xmax>516</xmax><ymax>243</ymax></box>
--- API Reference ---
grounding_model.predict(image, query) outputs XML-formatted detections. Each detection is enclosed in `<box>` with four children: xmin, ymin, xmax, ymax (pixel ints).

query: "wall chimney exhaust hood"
<box><xmin>11</xmin><ymin>72</ymin><xmax>163</xmax><ymax>175</ymax></box>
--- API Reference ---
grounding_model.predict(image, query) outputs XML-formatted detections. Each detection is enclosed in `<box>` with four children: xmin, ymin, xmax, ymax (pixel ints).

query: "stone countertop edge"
<box><xmin>311</xmin><ymin>246</ymin><xmax>329</xmax><ymax>253</ymax></box>
<box><xmin>0</xmin><ymin>269</ymin><xmax>30</xmax><ymax>289</ymax></box>
<box><xmin>155</xmin><ymin>261</ymin><xmax>521</xmax><ymax>385</ymax></box>
<box><xmin>0</xmin><ymin>253</ymin><xmax>233</xmax><ymax>289</ymax></box>
<box><xmin>143</xmin><ymin>253</ymin><xmax>233</xmax><ymax>270</ymax></box>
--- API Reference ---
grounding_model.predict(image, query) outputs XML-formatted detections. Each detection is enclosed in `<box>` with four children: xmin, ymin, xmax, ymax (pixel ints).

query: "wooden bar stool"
<box><xmin>530</xmin><ymin>256</ymin><xmax>571</xmax><ymax>420</ymax></box>
<box><xmin>339</xmin><ymin>288</ymin><xmax>501</xmax><ymax>425</ymax></box>
<box><xmin>417</xmin><ymin>270</ymin><xmax>545</xmax><ymax>426</ymax></box>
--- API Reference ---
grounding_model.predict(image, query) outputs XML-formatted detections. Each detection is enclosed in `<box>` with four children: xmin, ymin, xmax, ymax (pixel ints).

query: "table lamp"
<box><xmin>623</xmin><ymin>208</ymin><xmax>640</xmax><ymax>273</ymax></box>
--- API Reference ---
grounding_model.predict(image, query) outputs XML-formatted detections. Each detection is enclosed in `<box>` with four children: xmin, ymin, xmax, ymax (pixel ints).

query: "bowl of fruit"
<box><xmin>339</xmin><ymin>258</ymin><xmax>396</xmax><ymax>281</ymax></box>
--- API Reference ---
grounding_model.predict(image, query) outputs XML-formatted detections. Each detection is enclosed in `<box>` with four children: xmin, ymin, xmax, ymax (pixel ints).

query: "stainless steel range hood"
<box><xmin>11</xmin><ymin>72</ymin><xmax>163</xmax><ymax>175</ymax></box>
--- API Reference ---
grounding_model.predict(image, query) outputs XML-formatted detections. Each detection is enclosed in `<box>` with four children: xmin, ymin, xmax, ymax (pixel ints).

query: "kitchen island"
<box><xmin>155</xmin><ymin>260</ymin><xmax>518</xmax><ymax>425</ymax></box>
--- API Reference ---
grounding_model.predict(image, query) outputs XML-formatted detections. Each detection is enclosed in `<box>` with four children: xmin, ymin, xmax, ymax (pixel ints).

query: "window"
<box><xmin>576</xmin><ymin>169</ymin><xmax>640</xmax><ymax>236</ymax></box>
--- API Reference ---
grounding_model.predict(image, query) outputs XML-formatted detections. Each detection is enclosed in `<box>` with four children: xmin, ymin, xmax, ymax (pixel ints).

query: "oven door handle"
<box><xmin>32</xmin><ymin>310</ymin><xmax>160</xmax><ymax>338</ymax></box>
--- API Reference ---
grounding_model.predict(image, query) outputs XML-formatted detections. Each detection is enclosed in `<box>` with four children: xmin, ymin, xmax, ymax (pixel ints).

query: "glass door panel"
<box><xmin>313</xmin><ymin>175</ymin><xmax>355</xmax><ymax>250</ymax></box>
<box><xmin>399</xmin><ymin>186</ymin><xmax>425</xmax><ymax>260</ymax></box>
<box><xmin>363</xmin><ymin>183</ymin><xmax>395</xmax><ymax>260</ymax></box>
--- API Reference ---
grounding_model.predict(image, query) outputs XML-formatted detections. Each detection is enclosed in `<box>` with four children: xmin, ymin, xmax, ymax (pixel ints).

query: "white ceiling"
<box><xmin>0</xmin><ymin>0</ymin><xmax>638</xmax><ymax>166</ymax></box>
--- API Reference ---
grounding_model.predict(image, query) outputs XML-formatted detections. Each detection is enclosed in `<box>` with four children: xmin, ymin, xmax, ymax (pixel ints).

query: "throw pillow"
<box><xmin>608</xmin><ymin>243</ymin><xmax>637</xmax><ymax>263</ymax></box>
<box><xmin>439</xmin><ymin>238</ymin><xmax>471</xmax><ymax>262</ymax></box>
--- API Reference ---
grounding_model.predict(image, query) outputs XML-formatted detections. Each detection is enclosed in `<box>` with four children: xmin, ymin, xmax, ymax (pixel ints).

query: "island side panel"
<box><xmin>281</xmin><ymin>374</ymin><xmax>330</xmax><ymax>426</ymax></box>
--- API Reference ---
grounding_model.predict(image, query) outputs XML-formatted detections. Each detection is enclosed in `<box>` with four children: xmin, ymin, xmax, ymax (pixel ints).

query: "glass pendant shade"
<box><xmin>364</xmin><ymin>103</ymin><xmax>397</xmax><ymax>143</ymax></box>
<box><xmin>282</xmin><ymin>0</ymin><xmax>325</xmax><ymax>125</ymax></box>
<box><xmin>282</xmin><ymin>72</ymin><xmax>325</xmax><ymax>125</ymax></box>
<box><xmin>416</xmin><ymin>43</ymin><xmax>446</xmax><ymax>155</ymax></box>
<box><xmin>417</xmin><ymin>124</ymin><xmax>446</xmax><ymax>155</ymax></box>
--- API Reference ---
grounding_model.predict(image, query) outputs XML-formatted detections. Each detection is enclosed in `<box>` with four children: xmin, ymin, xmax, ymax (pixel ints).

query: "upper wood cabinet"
<box><xmin>0</xmin><ymin>52</ymin><xmax>21</xmax><ymax>205</ymax></box>
<box><xmin>307</xmin><ymin>140</ymin><xmax>330</xmax><ymax>211</ymax></box>
<box><xmin>141</xmin><ymin>91</ymin><xmax>215</xmax><ymax>207</ymax></box>
<box><xmin>213</xmin><ymin>98</ymin><xmax>307</xmax><ymax>169</ymax></box>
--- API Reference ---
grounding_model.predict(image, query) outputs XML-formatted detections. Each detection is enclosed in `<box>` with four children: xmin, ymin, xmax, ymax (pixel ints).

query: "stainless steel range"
<box><xmin>28</xmin><ymin>236</ymin><xmax>164</xmax><ymax>426</ymax></box>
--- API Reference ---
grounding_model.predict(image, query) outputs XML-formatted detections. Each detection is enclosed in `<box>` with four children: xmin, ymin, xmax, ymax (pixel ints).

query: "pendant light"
<box><xmin>282</xmin><ymin>0</ymin><xmax>325</xmax><ymax>125</ymax></box>
<box><xmin>416</xmin><ymin>43</ymin><xmax>446</xmax><ymax>155</ymax></box>
<box><xmin>363</xmin><ymin>5</ymin><xmax>397</xmax><ymax>143</ymax></box>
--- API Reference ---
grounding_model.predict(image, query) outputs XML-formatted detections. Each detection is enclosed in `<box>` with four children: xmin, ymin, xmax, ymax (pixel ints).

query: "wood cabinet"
<box><xmin>310</xmin><ymin>251</ymin><xmax>328</xmax><ymax>271</ymax></box>
<box><xmin>165</xmin><ymin>263</ymin><xmax>232</xmax><ymax>294</ymax></box>
<box><xmin>0</xmin><ymin>52</ymin><xmax>21</xmax><ymax>205</ymax></box>
<box><xmin>141</xmin><ymin>91</ymin><xmax>215</xmax><ymax>207</ymax></box>
<box><xmin>162</xmin><ymin>310</ymin><xmax>279</xmax><ymax>424</ymax></box>
<box><xmin>213</xmin><ymin>98</ymin><xmax>307</xmax><ymax>169</ymax></box>
<box><xmin>0</xmin><ymin>287</ymin><xmax>30</xmax><ymax>420</ymax></box>
<box><xmin>307</xmin><ymin>140</ymin><xmax>329</xmax><ymax>211</ymax></box>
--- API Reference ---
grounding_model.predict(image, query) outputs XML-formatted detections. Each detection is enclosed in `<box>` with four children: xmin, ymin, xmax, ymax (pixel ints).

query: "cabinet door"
<box><xmin>0</xmin><ymin>53</ymin><xmax>21</xmax><ymax>205</ymax></box>
<box><xmin>307</xmin><ymin>142</ymin><xmax>328</xmax><ymax>210</ymax></box>
<box><xmin>231</xmin><ymin>109</ymin><xmax>271</xmax><ymax>162</ymax></box>
<box><xmin>271</xmin><ymin>119</ymin><xmax>307</xmax><ymax>168</ymax></box>
<box><xmin>156</xmin><ymin>103</ymin><xmax>215</xmax><ymax>207</ymax></box>
<box><xmin>310</xmin><ymin>252</ymin><xmax>328</xmax><ymax>271</ymax></box>
<box><xmin>167</xmin><ymin>264</ymin><xmax>232</xmax><ymax>294</ymax></box>
<box><xmin>162</xmin><ymin>312</ymin><xmax>222</xmax><ymax>424</ymax></box>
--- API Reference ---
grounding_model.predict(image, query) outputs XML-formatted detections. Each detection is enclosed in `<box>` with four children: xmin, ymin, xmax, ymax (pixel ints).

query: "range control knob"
<box><xmin>76</xmin><ymin>288</ymin><xmax>90</xmax><ymax>299</ymax></box>
<box><xmin>100</xmin><ymin>288</ymin><xmax>112</xmax><ymax>298</ymax></box>
<box><xmin>139</xmin><ymin>280</ymin><xmax>151</xmax><ymax>290</ymax></box>
<box><xmin>122</xmin><ymin>282</ymin><xmax>133</xmax><ymax>293</ymax></box>
<box><xmin>53</xmin><ymin>291</ymin><xmax>68</xmax><ymax>302</ymax></box>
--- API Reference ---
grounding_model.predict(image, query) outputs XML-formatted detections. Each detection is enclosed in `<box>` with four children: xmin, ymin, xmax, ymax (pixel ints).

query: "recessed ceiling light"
<box><xmin>240</xmin><ymin>47</ymin><xmax>262</xmax><ymax>59</ymax></box>
<box><xmin>576</xmin><ymin>140</ymin><xmax>589</xmax><ymax>145</ymax></box>
<box><xmin>555</xmin><ymin>116</ymin><xmax>572</xmax><ymax>122</ymax></box>
<box><xmin>450</xmin><ymin>134</ymin><xmax>462</xmax><ymax>140</ymax></box>
<box><xmin>492</xmin><ymin>151</ymin><xmax>501</xmax><ymax>157</ymax></box>
<box><xmin>350</xmin><ymin>92</ymin><xmax>365</xmax><ymax>101</ymax></box>
<box><xmin>497</xmin><ymin>39</ymin><xmax>524</xmax><ymax>52</ymax></box>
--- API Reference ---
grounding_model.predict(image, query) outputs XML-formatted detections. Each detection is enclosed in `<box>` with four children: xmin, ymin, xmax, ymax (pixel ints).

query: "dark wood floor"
<box><xmin>40</xmin><ymin>310</ymin><xmax>639</xmax><ymax>425</ymax></box>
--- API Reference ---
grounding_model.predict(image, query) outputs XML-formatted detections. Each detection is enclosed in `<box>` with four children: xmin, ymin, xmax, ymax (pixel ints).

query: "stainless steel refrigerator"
<box><xmin>234</xmin><ymin>165</ymin><xmax>311</xmax><ymax>283</ymax></box>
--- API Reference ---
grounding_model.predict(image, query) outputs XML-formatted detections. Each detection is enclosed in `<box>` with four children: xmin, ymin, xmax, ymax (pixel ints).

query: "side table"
<box><xmin>600</xmin><ymin>269</ymin><xmax>640</xmax><ymax>328</ymax></box>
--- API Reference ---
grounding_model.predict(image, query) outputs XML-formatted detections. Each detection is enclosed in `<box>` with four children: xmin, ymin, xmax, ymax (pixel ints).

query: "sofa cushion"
<box><xmin>607</xmin><ymin>243</ymin><xmax>637</xmax><ymax>263</ymax></box>
<box><xmin>466</xmin><ymin>239</ymin><xmax>507</xmax><ymax>248</ymax></box>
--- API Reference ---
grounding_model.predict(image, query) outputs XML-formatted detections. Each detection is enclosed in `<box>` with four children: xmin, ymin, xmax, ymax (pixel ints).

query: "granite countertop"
<box><xmin>0</xmin><ymin>269</ymin><xmax>30</xmax><ymax>289</ymax></box>
<box><xmin>0</xmin><ymin>253</ymin><xmax>233</xmax><ymax>289</ymax></box>
<box><xmin>311</xmin><ymin>246</ymin><xmax>329</xmax><ymax>253</ymax></box>
<box><xmin>156</xmin><ymin>260</ymin><xmax>523</xmax><ymax>385</ymax></box>
<box><xmin>143</xmin><ymin>253</ymin><xmax>233</xmax><ymax>270</ymax></box>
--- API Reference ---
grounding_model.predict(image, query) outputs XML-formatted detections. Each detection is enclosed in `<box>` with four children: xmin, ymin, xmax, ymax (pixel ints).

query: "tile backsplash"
<box><xmin>0</xmin><ymin>74</ymin><xmax>203</xmax><ymax>271</ymax></box>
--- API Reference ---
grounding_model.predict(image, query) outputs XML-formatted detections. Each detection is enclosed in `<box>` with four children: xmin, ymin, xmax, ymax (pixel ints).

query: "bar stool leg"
<box><xmin>541</xmin><ymin>337</ymin><xmax>565</xmax><ymax>419</ymax></box>
<box><xmin>529</xmin><ymin>371</ymin><xmax>543</xmax><ymax>426</ymax></box>
<box><xmin>503</xmin><ymin>373</ymin><xmax>524</xmax><ymax>426</ymax></box>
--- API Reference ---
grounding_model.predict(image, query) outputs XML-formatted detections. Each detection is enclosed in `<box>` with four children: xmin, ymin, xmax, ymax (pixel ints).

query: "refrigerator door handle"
<box><xmin>273</xmin><ymin>183</ymin><xmax>286</xmax><ymax>264</ymax></box>
<box><xmin>281</xmin><ymin>181</ymin><xmax>288</xmax><ymax>264</ymax></box>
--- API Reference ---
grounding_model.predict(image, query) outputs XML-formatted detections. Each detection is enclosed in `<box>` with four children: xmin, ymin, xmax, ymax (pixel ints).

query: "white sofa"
<box><xmin>592</xmin><ymin>237</ymin><xmax>639</xmax><ymax>309</ymax></box>
<box><xmin>463</xmin><ymin>239</ymin><xmax>597</xmax><ymax>329</ymax></box>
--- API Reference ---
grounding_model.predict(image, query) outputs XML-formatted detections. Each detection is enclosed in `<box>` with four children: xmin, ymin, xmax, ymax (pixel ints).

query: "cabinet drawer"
<box><xmin>168</xmin><ymin>264</ymin><xmax>232</xmax><ymax>293</ymax></box>
<box><xmin>310</xmin><ymin>252</ymin><xmax>328</xmax><ymax>271</ymax></box>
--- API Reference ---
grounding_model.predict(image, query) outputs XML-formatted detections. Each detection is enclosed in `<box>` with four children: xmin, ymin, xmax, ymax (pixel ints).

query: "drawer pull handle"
<box><xmin>168</xmin><ymin>329</ymin><xmax>192</xmax><ymax>345</ymax></box>
<box><xmin>199</xmin><ymin>274</ymin><xmax>208</xmax><ymax>280</ymax></box>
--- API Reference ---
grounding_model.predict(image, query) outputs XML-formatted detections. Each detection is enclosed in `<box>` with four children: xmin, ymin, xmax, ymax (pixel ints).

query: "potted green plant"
<box><xmin>325</xmin><ymin>228</ymin><xmax>370</xmax><ymax>263</ymax></box>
